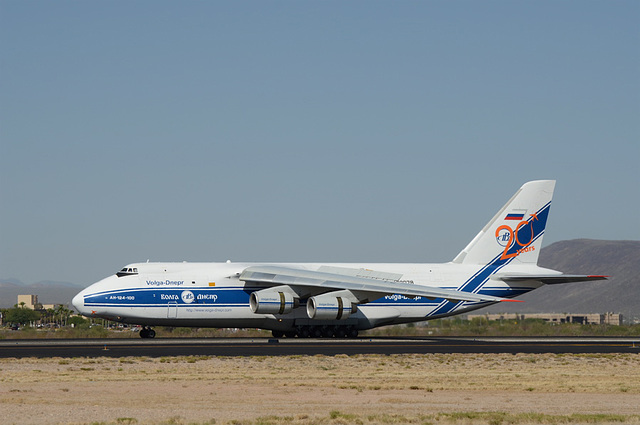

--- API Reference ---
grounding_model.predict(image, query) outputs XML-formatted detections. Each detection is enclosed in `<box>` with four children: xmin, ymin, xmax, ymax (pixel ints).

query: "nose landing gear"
<box><xmin>139</xmin><ymin>327</ymin><xmax>156</xmax><ymax>339</ymax></box>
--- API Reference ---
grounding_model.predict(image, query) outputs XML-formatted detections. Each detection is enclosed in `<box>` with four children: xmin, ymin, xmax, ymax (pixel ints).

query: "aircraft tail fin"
<box><xmin>452</xmin><ymin>180</ymin><xmax>556</xmax><ymax>266</ymax></box>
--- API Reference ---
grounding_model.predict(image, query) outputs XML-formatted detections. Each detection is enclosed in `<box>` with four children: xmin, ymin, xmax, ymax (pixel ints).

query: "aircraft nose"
<box><xmin>72</xmin><ymin>291</ymin><xmax>86</xmax><ymax>314</ymax></box>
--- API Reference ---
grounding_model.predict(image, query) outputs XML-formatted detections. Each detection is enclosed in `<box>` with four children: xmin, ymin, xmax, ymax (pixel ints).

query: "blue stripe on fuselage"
<box><xmin>84</xmin><ymin>287</ymin><xmax>255</xmax><ymax>307</ymax></box>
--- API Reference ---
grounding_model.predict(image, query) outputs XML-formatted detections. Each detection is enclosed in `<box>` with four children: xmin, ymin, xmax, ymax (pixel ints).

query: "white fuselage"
<box><xmin>72</xmin><ymin>261</ymin><xmax>546</xmax><ymax>332</ymax></box>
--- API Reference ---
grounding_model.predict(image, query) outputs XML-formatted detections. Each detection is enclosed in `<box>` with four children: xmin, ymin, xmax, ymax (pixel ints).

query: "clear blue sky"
<box><xmin>1</xmin><ymin>1</ymin><xmax>638</xmax><ymax>286</ymax></box>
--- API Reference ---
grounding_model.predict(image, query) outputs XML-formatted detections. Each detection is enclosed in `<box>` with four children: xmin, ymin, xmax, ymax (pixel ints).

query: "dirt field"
<box><xmin>1</xmin><ymin>353</ymin><xmax>639</xmax><ymax>425</ymax></box>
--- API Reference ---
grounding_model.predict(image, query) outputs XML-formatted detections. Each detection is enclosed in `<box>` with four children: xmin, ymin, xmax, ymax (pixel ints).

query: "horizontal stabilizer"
<box><xmin>497</xmin><ymin>274</ymin><xmax>608</xmax><ymax>285</ymax></box>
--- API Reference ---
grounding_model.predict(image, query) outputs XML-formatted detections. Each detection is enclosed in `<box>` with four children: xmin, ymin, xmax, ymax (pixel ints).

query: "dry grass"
<box><xmin>1</xmin><ymin>353</ymin><xmax>639</xmax><ymax>425</ymax></box>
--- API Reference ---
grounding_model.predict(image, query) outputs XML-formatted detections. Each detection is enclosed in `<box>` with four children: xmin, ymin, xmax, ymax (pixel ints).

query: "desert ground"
<box><xmin>1</xmin><ymin>353</ymin><xmax>639</xmax><ymax>425</ymax></box>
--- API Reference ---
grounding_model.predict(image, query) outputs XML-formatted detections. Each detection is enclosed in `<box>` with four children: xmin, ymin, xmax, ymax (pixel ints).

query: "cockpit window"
<box><xmin>117</xmin><ymin>267</ymin><xmax>139</xmax><ymax>278</ymax></box>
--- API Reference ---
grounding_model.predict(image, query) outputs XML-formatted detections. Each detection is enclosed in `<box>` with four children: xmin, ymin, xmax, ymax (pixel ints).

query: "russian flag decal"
<box><xmin>505</xmin><ymin>209</ymin><xmax>527</xmax><ymax>221</ymax></box>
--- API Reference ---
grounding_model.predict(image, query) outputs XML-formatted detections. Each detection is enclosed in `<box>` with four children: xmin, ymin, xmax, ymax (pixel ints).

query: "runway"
<box><xmin>1</xmin><ymin>336</ymin><xmax>639</xmax><ymax>358</ymax></box>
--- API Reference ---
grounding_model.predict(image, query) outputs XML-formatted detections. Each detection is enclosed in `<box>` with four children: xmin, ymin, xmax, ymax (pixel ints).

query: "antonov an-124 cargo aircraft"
<box><xmin>72</xmin><ymin>180</ymin><xmax>606</xmax><ymax>338</ymax></box>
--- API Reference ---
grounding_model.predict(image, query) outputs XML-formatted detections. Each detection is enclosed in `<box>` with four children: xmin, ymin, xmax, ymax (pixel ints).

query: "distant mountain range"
<box><xmin>481</xmin><ymin>239</ymin><xmax>640</xmax><ymax>320</ymax></box>
<box><xmin>0</xmin><ymin>279</ymin><xmax>84</xmax><ymax>308</ymax></box>
<box><xmin>1</xmin><ymin>240</ymin><xmax>638</xmax><ymax>320</ymax></box>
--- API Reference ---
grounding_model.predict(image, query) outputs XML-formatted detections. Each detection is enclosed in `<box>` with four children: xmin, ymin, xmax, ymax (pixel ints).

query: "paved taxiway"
<box><xmin>1</xmin><ymin>336</ymin><xmax>638</xmax><ymax>358</ymax></box>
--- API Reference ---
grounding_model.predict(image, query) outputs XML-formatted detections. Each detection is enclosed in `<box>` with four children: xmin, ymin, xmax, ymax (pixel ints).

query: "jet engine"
<box><xmin>306</xmin><ymin>294</ymin><xmax>357</xmax><ymax>320</ymax></box>
<box><xmin>250</xmin><ymin>287</ymin><xmax>298</xmax><ymax>315</ymax></box>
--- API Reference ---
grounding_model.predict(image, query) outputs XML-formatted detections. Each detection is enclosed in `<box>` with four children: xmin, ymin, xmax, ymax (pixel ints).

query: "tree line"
<box><xmin>0</xmin><ymin>303</ymin><xmax>83</xmax><ymax>328</ymax></box>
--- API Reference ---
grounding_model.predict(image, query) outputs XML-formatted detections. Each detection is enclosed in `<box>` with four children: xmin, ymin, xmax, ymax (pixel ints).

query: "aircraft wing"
<box><xmin>239</xmin><ymin>265</ymin><xmax>521</xmax><ymax>304</ymax></box>
<box><xmin>496</xmin><ymin>274</ymin><xmax>608</xmax><ymax>285</ymax></box>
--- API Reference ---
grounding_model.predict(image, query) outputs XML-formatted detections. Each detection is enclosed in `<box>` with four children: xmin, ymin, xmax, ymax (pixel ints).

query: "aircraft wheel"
<box><xmin>311</xmin><ymin>326</ymin><xmax>323</xmax><ymax>338</ymax></box>
<box><xmin>321</xmin><ymin>326</ymin><xmax>334</xmax><ymax>338</ymax></box>
<box><xmin>335</xmin><ymin>326</ymin><xmax>347</xmax><ymax>338</ymax></box>
<box><xmin>297</xmin><ymin>326</ymin><xmax>310</xmax><ymax>338</ymax></box>
<box><xmin>347</xmin><ymin>326</ymin><xmax>358</xmax><ymax>338</ymax></box>
<box><xmin>140</xmin><ymin>327</ymin><xmax>155</xmax><ymax>339</ymax></box>
<box><xmin>272</xmin><ymin>330</ymin><xmax>284</xmax><ymax>338</ymax></box>
<box><xmin>284</xmin><ymin>331</ymin><xmax>296</xmax><ymax>338</ymax></box>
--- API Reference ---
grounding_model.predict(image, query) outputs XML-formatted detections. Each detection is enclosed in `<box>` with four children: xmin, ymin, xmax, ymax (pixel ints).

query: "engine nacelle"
<box><xmin>306</xmin><ymin>294</ymin><xmax>357</xmax><ymax>320</ymax></box>
<box><xmin>250</xmin><ymin>288</ymin><xmax>298</xmax><ymax>315</ymax></box>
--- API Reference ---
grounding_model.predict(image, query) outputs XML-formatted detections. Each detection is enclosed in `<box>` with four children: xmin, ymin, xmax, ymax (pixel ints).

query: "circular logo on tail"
<box><xmin>496</xmin><ymin>228</ymin><xmax>511</xmax><ymax>247</ymax></box>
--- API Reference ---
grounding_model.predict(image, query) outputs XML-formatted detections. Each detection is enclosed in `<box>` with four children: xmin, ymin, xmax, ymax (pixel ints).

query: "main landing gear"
<box><xmin>272</xmin><ymin>325</ymin><xmax>358</xmax><ymax>339</ymax></box>
<box><xmin>139</xmin><ymin>327</ymin><xmax>156</xmax><ymax>339</ymax></box>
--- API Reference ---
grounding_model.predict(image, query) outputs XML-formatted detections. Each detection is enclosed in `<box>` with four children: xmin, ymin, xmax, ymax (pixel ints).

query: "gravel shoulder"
<box><xmin>1</xmin><ymin>353</ymin><xmax>639</xmax><ymax>425</ymax></box>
